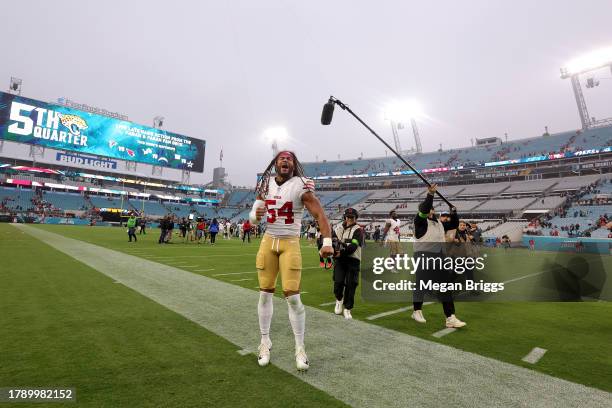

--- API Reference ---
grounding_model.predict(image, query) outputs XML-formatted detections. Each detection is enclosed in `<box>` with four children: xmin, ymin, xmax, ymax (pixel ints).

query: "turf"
<box><xmin>4</xmin><ymin>223</ymin><xmax>611</xmax><ymax>400</ymax></box>
<box><xmin>0</xmin><ymin>223</ymin><xmax>347</xmax><ymax>408</ymax></box>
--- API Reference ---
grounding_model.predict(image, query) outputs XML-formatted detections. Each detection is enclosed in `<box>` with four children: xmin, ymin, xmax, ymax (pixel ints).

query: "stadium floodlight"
<box><xmin>561</xmin><ymin>46</ymin><xmax>612</xmax><ymax>78</ymax></box>
<box><xmin>153</xmin><ymin>116</ymin><xmax>165</xmax><ymax>129</ymax></box>
<box><xmin>382</xmin><ymin>100</ymin><xmax>424</xmax><ymax>154</ymax></box>
<box><xmin>383</xmin><ymin>100</ymin><xmax>423</xmax><ymax>122</ymax></box>
<box><xmin>262</xmin><ymin>126</ymin><xmax>288</xmax><ymax>157</ymax></box>
<box><xmin>9</xmin><ymin>77</ymin><xmax>22</xmax><ymax>95</ymax></box>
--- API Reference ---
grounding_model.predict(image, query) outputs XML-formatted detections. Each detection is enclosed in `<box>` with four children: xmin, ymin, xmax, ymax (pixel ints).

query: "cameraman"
<box><xmin>412</xmin><ymin>184</ymin><xmax>466</xmax><ymax>328</ymax></box>
<box><xmin>332</xmin><ymin>208</ymin><xmax>364</xmax><ymax>320</ymax></box>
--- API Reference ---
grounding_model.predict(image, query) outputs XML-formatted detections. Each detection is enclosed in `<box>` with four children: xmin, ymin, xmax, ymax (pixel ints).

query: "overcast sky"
<box><xmin>2</xmin><ymin>0</ymin><xmax>612</xmax><ymax>186</ymax></box>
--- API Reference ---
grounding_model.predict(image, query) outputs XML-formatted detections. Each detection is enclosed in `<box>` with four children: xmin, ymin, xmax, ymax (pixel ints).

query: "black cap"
<box><xmin>344</xmin><ymin>208</ymin><xmax>359</xmax><ymax>219</ymax></box>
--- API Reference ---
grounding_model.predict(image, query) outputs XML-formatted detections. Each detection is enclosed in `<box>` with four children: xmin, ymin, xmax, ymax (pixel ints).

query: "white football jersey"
<box><xmin>385</xmin><ymin>218</ymin><xmax>401</xmax><ymax>241</ymax></box>
<box><xmin>262</xmin><ymin>176</ymin><xmax>314</xmax><ymax>237</ymax></box>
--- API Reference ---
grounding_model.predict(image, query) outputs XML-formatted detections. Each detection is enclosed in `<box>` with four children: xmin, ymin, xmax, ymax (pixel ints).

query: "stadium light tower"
<box><xmin>561</xmin><ymin>46</ymin><xmax>612</xmax><ymax>130</ymax></box>
<box><xmin>383</xmin><ymin>100</ymin><xmax>423</xmax><ymax>154</ymax></box>
<box><xmin>263</xmin><ymin>126</ymin><xmax>288</xmax><ymax>157</ymax></box>
<box><xmin>151</xmin><ymin>116</ymin><xmax>165</xmax><ymax>177</ymax></box>
<box><xmin>8</xmin><ymin>77</ymin><xmax>22</xmax><ymax>95</ymax></box>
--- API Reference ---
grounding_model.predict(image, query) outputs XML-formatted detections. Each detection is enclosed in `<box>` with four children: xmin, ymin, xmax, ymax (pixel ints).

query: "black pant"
<box><xmin>139</xmin><ymin>225</ymin><xmax>146</xmax><ymax>234</ymax></box>
<box><xmin>243</xmin><ymin>230</ymin><xmax>250</xmax><ymax>243</ymax></box>
<box><xmin>333</xmin><ymin>258</ymin><xmax>360</xmax><ymax>310</ymax></box>
<box><xmin>159</xmin><ymin>228</ymin><xmax>167</xmax><ymax>243</ymax></box>
<box><xmin>413</xmin><ymin>251</ymin><xmax>455</xmax><ymax>317</ymax></box>
<box><xmin>210</xmin><ymin>232</ymin><xmax>217</xmax><ymax>244</ymax></box>
<box><xmin>128</xmin><ymin>227</ymin><xmax>137</xmax><ymax>242</ymax></box>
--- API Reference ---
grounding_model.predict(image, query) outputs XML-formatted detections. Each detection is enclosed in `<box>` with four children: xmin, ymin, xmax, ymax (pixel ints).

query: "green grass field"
<box><xmin>1</xmin><ymin>223</ymin><xmax>611</xmax><ymax>407</ymax></box>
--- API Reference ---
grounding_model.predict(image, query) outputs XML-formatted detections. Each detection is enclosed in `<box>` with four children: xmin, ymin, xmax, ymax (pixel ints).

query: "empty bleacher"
<box><xmin>42</xmin><ymin>191</ymin><xmax>89</xmax><ymax>211</ymax></box>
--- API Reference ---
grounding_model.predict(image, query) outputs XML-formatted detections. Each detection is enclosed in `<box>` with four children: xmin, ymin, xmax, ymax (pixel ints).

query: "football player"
<box><xmin>383</xmin><ymin>210</ymin><xmax>402</xmax><ymax>257</ymax></box>
<box><xmin>250</xmin><ymin>151</ymin><xmax>333</xmax><ymax>371</ymax></box>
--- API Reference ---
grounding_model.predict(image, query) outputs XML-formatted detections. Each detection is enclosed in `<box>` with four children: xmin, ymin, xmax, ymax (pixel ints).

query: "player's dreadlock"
<box><xmin>255</xmin><ymin>151</ymin><xmax>308</xmax><ymax>198</ymax></box>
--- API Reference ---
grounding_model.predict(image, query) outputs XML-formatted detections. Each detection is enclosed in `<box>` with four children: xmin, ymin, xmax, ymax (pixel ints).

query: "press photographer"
<box><xmin>332</xmin><ymin>208</ymin><xmax>364</xmax><ymax>320</ymax></box>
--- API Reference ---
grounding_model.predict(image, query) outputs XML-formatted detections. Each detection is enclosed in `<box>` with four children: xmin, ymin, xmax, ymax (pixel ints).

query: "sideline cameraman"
<box><xmin>332</xmin><ymin>208</ymin><xmax>364</xmax><ymax>320</ymax></box>
<box><xmin>412</xmin><ymin>184</ymin><xmax>467</xmax><ymax>328</ymax></box>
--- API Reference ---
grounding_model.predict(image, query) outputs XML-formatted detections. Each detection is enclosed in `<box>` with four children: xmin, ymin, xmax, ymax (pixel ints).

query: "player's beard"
<box><xmin>275</xmin><ymin>163</ymin><xmax>294</xmax><ymax>180</ymax></box>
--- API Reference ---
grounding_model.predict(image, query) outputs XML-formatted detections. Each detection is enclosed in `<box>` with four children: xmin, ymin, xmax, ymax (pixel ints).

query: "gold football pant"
<box><xmin>256</xmin><ymin>234</ymin><xmax>302</xmax><ymax>293</ymax></box>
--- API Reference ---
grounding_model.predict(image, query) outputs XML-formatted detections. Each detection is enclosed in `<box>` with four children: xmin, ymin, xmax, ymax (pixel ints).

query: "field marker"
<box><xmin>193</xmin><ymin>268</ymin><xmax>215</xmax><ymax>272</ymax></box>
<box><xmin>320</xmin><ymin>301</ymin><xmax>336</xmax><ymax>306</ymax></box>
<box><xmin>237</xmin><ymin>349</ymin><xmax>251</xmax><ymax>356</ymax></box>
<box><xmin>522</xmin><ymin>347</ymin><xmax>547</xmax><ymax>364</ymax></box>
<box><xmin>432</xmin><ymin>328</ymin><xmax>457</xmax><ymax>338</ymax></box>
<box><xmin>231</xmin><ymin>278</ymin><xmax>254</xmax><ymax>282</ymax></box>
<box><xmin>366</xmin><ymin>302</ymin><xmax>433</xmax><ymax>321</ymax></box>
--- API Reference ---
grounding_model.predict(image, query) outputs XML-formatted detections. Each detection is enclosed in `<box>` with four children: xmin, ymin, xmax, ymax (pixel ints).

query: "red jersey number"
<box><xmin>265</xmin><ymin>200</ymin><xmax>294</xmax><ymax>224</ymax></box>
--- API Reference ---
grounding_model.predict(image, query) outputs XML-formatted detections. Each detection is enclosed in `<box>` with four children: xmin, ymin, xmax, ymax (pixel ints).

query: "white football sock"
<box><xmin>258</xmin><ymin>291</ymin><xmax>273</xmax><ymax>342</ymax></box>
<box><xmin>286</xmin><ymin>294</ymin><xmax>305</xmax><ymax>348</ymax></box>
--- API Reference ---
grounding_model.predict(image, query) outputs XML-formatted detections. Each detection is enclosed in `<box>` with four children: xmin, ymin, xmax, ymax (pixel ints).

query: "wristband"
<box><xmin>322</xmin><ymin>237</ymin><xmax>333</xmax><ymax>247</ymax></box>
<box><xmin>249</xmin><ymin>200</ymin><xmax>265</xmax><ymax>225</ymax></box>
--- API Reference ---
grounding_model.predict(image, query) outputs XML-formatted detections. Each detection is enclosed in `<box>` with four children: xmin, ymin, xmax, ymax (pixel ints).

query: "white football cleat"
<box><xmin>334</xmin><ymin>300</ymin><xmax>344</xmax><ymax>315</ymax></box>
<box><xmin>257</xmin><ymin>339</ymin><xmax>272</xmax><ymax>367</ymax></box>
<box><xmin>411</xmin><ymin>310</ymin><xmax>426</xmax><ymax>323</ymax></box>
<box><xmin>295</xmin><ymin>346</ymin><xmax>309</xmax><ymax>371</ymax></box>
<box><xmin>445</xmin><ymin>314</ymin><xmax>467</xmax><ymax>328</ymax></box>
<box><xmin>343</xmin><ymin>309</ymin><xmax>352</xmax><ymax>319</ymax></box>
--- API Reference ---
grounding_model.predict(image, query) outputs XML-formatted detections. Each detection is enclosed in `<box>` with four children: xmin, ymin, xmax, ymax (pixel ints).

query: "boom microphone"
<box><xmin>320</xmin><ymin>95</ymin><xmax>454</xmax><ymax>207</ymax></box>
<box><xmin>321</xmin><ymin>98</ymin><xmax>335</xmax><ymax>125</ymax></box>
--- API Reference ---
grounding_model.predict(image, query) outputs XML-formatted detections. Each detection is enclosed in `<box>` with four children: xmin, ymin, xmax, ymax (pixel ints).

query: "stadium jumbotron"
<box><xmin>1</xmin><ymin>3</ymin><xmax>611</xmax><ymax>408</ymax></box>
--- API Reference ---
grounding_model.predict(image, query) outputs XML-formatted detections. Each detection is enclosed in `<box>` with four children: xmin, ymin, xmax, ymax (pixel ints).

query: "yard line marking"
<box><xmin>522</xmin><ymin>347</ymin><xmax>547</xmax><ymax>364</ymax></box>
<box><xmin>366</xmin><ymin>302</ymin><xmax>433</xmax><ymax>321</ymax></box>
<box><xmin>213</xmin><ymin>266</ymin><xmax>320</xmax><ymax>277</ymax></box>
<box><xmin>18</xmin><ymin>224</ymin><xmax>611</xmax><ymax>408</ymax></box>
<box><xmin>174</xmin><ymin>265</ymin><xmax>200</xmax><ymax>268</ymax></box>
<box><xmin>214</xmin><ymin>271</ymin><xmax>257</xmax><ymax>277</ymax></box>
<box><xmin>237</xmin><ymin>349</ymin><xmax>251</xmax><ymax>356</ymax></box>
<box><xmin>502</xmin><ymin>271</ymin><xmax>546</xmax><ymax>285</ymax></box>
<box><xmin>231</xmin><ymin>278</ymin><xmax>254</xmax><ymax>282</ymax></box>
<box><xmin>320</xmin><ymin>301</ymin><xmax>336</xmax><ymax>306</ymax></box>
<box><xmin>148</xmin><ymin>254</ymin><xmax>257</xmax><ymax>259</ymax></box>
<box><xmin>432</xmin><ymin>328</ymin><xmax>457</xmax><ymax>338</ymax></box>
<box><xmin>193</xmin><ymin>268</ymin><xmax>215</xmax><ymax>272</ymax></box>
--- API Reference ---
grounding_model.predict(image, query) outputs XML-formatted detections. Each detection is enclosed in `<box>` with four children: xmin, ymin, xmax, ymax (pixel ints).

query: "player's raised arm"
<box><xmin>302</xmin><ymin>191</ymin><xmax>333</xmax><ymax>257</ymax></box>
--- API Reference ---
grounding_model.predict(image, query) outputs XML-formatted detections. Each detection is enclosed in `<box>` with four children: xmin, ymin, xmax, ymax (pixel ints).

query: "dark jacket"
<box><xmin>414</xmin><ymin>192</ymin><xmax>458</xmax><ymax>239</ymax></box>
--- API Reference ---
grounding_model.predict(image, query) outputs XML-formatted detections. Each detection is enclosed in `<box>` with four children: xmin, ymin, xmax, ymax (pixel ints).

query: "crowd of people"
<box><xmin>152</xmin><ymin>214</ymin><xmax>264</xmax><ymax>245</ymax></box>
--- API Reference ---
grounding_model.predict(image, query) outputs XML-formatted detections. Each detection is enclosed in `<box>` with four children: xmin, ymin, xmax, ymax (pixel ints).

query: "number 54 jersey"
<box><xmin>263</xmin><ymin>176</ymin><xmax>314</xmax><ymax>238</ymax></box>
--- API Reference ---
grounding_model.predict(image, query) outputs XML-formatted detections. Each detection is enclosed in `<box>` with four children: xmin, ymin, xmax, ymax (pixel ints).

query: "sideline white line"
<box><xmin>522</xmin><ymin>347</ymin><xmax>547</xmax><ymax>364</ymax></box>
<box><xmin>432</xmin><ymin>328</ymin><xmax>457</xmax><ymax>338</ymax></box>
<box><xmin>320</xmin><ymin>301</ymin><xmax>336</xmax><ymax>306</ymax></box>
<box><xmin>366</xmin><ymin>302</ymin><xmax>434</xmax><ymax>321</ymax></box>
<box><xmin>231</xmin><ymin>278</ymin><xmax>254</xmax><ymax>282</ymax></box>
<box><xmin>237</xmin><ymin>349</ymin><xmax>251</xmax><ymax>356</ymax></box>
<box><xmin>193</xmin><ymin>268</ymin><xmax>215</xmax><ymax>272</ymax></box>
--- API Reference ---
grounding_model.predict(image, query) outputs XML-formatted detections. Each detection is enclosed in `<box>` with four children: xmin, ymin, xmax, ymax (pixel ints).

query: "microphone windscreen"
<box><xmin>321</xmin><ymin>101</ymin><xmax>335</xmax><ymax>125</ymax></box>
